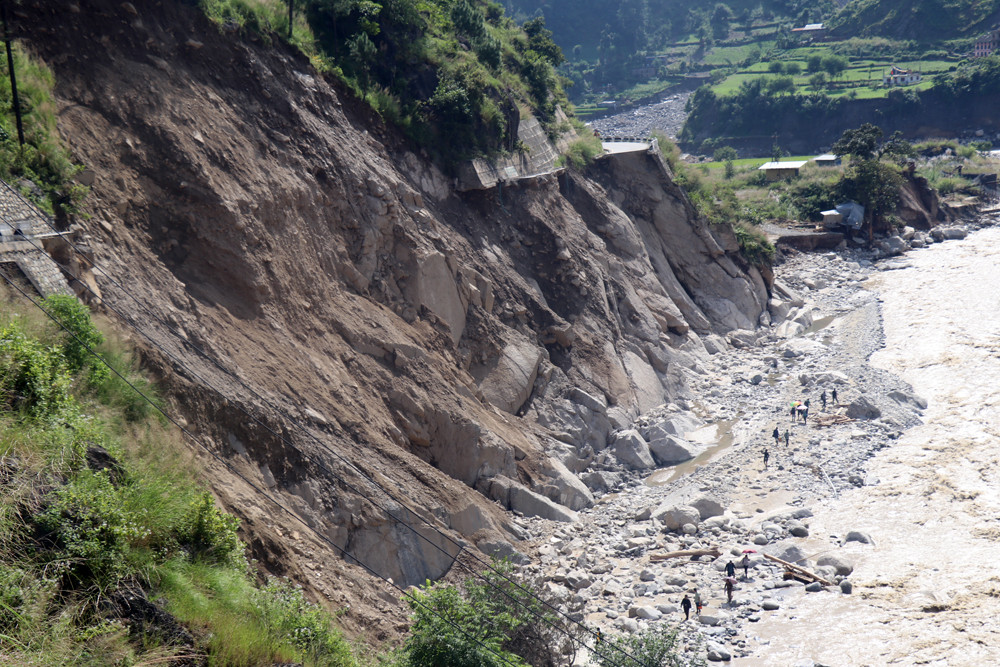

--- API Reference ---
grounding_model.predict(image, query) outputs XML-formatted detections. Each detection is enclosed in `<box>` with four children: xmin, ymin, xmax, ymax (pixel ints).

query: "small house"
<box><xmin>820</xmin><ymin>209</ymin><xmax>843</xmax><ymax>228</ymax></box>
<box><xmin>813</xmin><ymin>154</ymin><xmax>841</xmax><ymax>167</ymax></box>
<box><xmin>758</xmin><ymin>160</ymin><xmax>808</xmax><ymax>181</ymax></box>
<box><xmin>791</xmin><ymin>23</ymin><xmax>826</xmax><ymax>40</ymax></box>
<box><xmin>974</xmin><ymin>30</ymin><xmax>1000</xmax><ymax>58</ymax></box>
<box><xmin>883</xmin><ymin>66</ymin><xmax>921</xmax><ymax>87</ymax></box>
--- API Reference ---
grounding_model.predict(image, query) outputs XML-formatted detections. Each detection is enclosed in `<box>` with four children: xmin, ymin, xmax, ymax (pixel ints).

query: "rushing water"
<box><xmin>735</xmin><ymin>224</ymin><xmax>1000</xmax><ymax>665</ymax></box>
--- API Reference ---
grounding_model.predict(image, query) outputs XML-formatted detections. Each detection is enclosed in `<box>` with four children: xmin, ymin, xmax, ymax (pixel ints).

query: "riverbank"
<box><xmin>520</xmin><ymin>213</ymin><xmax>1000</xmax><ymax>664</ymax></box>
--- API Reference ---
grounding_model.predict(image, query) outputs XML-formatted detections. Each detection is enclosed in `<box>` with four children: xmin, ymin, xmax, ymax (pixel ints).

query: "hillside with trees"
<box><xmin>828</xmin><ymin>0</ymin><xmax>1000</xmax><ymax>41</ymax></box>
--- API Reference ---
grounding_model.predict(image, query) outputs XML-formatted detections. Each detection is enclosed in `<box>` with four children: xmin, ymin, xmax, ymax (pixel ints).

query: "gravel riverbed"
<box><xmin>517</xmin><ymin>216</ymin><xmax>998</xmax><ymax>665</ymax></box>
<box><xmin>588</xmin><ymin>92</ymin><xmax>692</xmax><ymax>140</ymax></box>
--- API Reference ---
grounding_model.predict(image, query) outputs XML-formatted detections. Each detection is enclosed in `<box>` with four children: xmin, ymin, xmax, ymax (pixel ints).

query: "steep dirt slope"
<box><xmin>22</xmin><ymin>0</ymin><xmax>769</xmax><ymax>636</ymax></box>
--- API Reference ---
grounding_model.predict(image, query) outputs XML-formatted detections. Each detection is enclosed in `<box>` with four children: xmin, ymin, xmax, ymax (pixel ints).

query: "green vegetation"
<box><xmin>197</xmin><ymin>0</ymin><xmax>569</xmax><ymax>166</ymax></box>
<box><xmin>830</xmin><ymin>122</ymin><xmax>914</xmax><ymax>237</ymax></box>
<box><xmin>0</xmin><ymin>44</ymin><xmax>86</xmax><ymax>215</ymax></box>
<box><xmin>592</xmin><ymin>625</ymin><xmax>704</xmax><ymax>667</ymax></box>
<box><xmin>829</xmin><ymin>0</ymin><xmax>1000</xmax><ymax>41</ymax></box>
<box><xmin>0</xmin><ymin>290</ymin><xmax>362</xmax><ymax>665</ymax></box>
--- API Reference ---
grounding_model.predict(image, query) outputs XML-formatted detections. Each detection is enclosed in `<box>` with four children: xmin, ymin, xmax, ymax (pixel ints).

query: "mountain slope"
<box><xmin>828</xmin><ymin>0</ymin><xmax>1000</xmax><ymax>41</ymax></box>
<box><xmin>22</xmin><ymin>0</ymin><xmax>768</xmax><ymax>634</ymax></box>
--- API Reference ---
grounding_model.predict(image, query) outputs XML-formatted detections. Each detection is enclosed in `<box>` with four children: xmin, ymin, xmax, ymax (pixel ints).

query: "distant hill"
<box><xmin>500</xmin><ymin>0</ymin><xmax>833</xmax><ymax>57</ymax></box>
<box><xmin>828</xmin><ymin>0</ymin><xmax>1000</xmax><ymax>41</ymax></box>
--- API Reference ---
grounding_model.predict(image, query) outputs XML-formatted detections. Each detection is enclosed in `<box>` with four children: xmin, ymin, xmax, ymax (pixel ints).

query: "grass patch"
<box><xmin>0</xmin><ymin>286</ymin><xmax>365</xmax><ymax>665</ymax></box>
<box><xmin>0</xmin><ymin>44</ymin><xmax>87</xmax><ymax>214</ymax></box>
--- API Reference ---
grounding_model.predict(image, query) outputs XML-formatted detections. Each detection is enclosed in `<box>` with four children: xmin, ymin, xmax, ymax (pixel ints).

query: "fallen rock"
<box><xmin>698</xmin><ymin>610</ymin><xmax>730</xmax><ymax>626</ymax></box>
<box><xmin>652</xmin><ymin>504</ymin><xmax>701</xmax><ymax>531</ymax></box>
<box><xmin>846</xmin><ymin>395</ymin><xmax>882</xmax><ymax>420</ymax></box>
<box><xmin>840</xmin><ymin>580</ymin><xmax>854</xmax><ymax>594</ymax></box>
<box><xmin>612</xmin><ymin>429</ymin><xmax>655</xmax><ymax>470</ymax></box>
<box><xmin>888</xmin><ymin>389</ymin><xmax>928</xmax><ymax>411</ymax></box>
<box><xmin>816</xmin><ymin>554</ymin><xmax>854</xmax><ymax>576</ymax></box>
<box><xmin>706</xmin><ymin>641</ymin><xmax>732</xmax><ymax>662</ymax></box>
<box><xmin>509</xmin><ymin>484</ymin><xmax>578</xmax><ymax>522</ymax></box>
<box><xmin>690</xmin><ymin>495</ymin><xmax>726</xmax><ymax>520</ymax></box>
<box><xmin>647</xmin><ymin>433</ymin><xmax>703</xmax><ymax>465</ymax></box>
<box><xmin>930</xmin><ymin>226</ymin><xmax>967</xmax><ymax>241</ymax></box>
<box><xmin>845</xmin><ymin>531</ymin><xmax>874</xmax><ymax>545</ymax></box>
<box><xmin>631</xmin><ymin>606</ymin><xmax>662</xmax><ymax>620</ymax></box>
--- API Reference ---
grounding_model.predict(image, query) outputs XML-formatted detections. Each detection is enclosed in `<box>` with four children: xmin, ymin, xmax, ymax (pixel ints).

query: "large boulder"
<box><xmin>888</xmin><ymin>389</ymin><xmax>928</xmax><ymax>411</ymax></box>
<box><xmin>651</xmin><ymin>504</ymin><xmax>700</xmax><ymax>531</ymax></box>
<box><xmin>930</xmin><ymin>226</ymin><xmax>967</xmax><ymax>241</ymax></box>
<box><xmin>816</xmin><ymin>554</ymin><xmax>854</xmax><ymax>576</ymax></box>
<box><xmin>846</xmin><ymin>395</ymin><xmax>882</xmax><ymax>420</ymax></box>
<box><xmin>647</xmin><ymin>433</ymin><xmax>703</xmax><ymax>465</ymax></box>
<box><xmin>537</xmin><ymin>457</ymin><xmax>595</xmax><ymax>511</ymax></box>
<box><xmin>508</xmin><ymin>484</ymin><xmax>578</xmax><ymax>523</ymax></box>
<box><xmin>643</xmin><ymin>413</ymin><xmax>702</xmax><ymax>439</ymax></box>
<box><xmin>763</xmin><ymin>541</ymin><xmax>808</xmax><ymax>565</ymax></box>
<box><xmin>612</xmin><ymin>429</ymin><xmax>655</xmax><ymax>470</ymax></box>
<box><xmin>690</xmin><ymin>495</ymin><xmax>725</xmax><ymax>520</ymax></box>
<box><xmin>476</xmin><ymin>334</ymin><xmax>544</xmax><ymax>414</ymax></box>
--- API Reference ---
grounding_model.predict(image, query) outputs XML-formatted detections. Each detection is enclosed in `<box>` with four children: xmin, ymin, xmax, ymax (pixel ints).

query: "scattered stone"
<box><xmin>845</xmin><ymin>531</ymin><xmax>874</xmax><ymax>545</ymax></box>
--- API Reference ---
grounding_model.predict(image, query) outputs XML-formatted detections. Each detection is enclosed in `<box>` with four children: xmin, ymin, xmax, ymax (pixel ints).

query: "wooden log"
<box><xmin>762</xmin><ymin>553</ymin><xmax>835</xmax><ymax>586</ymax></box>
<box><xmin>649</xmin><ymin>547</ymin><xmax>721</xmax><ymax>562</ymax></box>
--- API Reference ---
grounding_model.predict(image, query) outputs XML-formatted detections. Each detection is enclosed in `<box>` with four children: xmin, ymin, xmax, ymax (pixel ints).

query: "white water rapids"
<box><xmin>736</xmin><ymin>225</ymin><xmax>1000</xmax><ymax>665</ymax></box>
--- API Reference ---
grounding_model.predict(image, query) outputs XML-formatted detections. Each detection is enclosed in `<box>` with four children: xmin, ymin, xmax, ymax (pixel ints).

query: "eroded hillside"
<box><xmin>22</xmin><ymin>0</ymin><xmax>770</xmax><ymax>635</ymax></box>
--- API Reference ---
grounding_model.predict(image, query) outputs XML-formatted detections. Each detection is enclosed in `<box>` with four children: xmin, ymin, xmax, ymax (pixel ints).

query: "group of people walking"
<box><xmin>680</xmin><ymin>555</ymin><xmax>751</xmax><ymax>620</ymax></box>
<box><xmin>762</xmin><ymin>389</ymin><xmax>839</xmax><ymax>468</ymax></box>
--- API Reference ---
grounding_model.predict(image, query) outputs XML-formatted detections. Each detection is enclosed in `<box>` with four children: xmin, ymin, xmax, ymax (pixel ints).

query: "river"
<box><xmin>736</xmin><ymin>224</ymin><xmax>1000</xmax><ymax>665</ymax></box>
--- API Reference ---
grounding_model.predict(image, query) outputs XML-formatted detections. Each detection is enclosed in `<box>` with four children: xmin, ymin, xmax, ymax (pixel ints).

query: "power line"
<box><xmin>0</xmin><ymin>264</ymin><xmax>531</xmax><ymax>667</ymax></box>
<box><xmin>10</xmin><ymin>186</ymin><xmax>646</xmax><ymax>666</ymax></box>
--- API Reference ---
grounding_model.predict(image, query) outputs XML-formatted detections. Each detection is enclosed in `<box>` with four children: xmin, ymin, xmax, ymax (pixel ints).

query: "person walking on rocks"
<box><xmin>821</xmin><ymin>390</ymin><xmax>827</xmax><ymax>411</ymax></box>
<box><xmin>741</xmin><ymin>554</ymin><xmax>751</xmax><ymax>579</ymax></box>
<box><xmin>694</xmin><ymin>588</ymin><xmax>703</xmax><ymax>615</ymax></box>
<box><xmin>832</xmin><ymin>388</ymin><xmax>838</xmax><ymax>405</ymax></box>
<box><xmin>784</xmin><ymin>429</ymin><xmax>790</xmax><ymax>446</ymax></box>
<box><xmin>725</xmin><ymin>577</ymin><xmax>735</xmax><ymax>604</ymax></box>
<box><xmin>763</xmin><ymin>448</ymin><xmax>770</xmax><ymax>468</ymax></box>
<box><xmin>726</xmin><ymin>560</ymin><xmax>736</xmax><ymax>578</ymax></box>
<box><xmin>681</xmin><ymin>594</ymin><xmax>692</xmax><ymax>620</ymax></box>
<box><xmin>772</xmin><ymin>426</ymin><xmax>780</xmax><ymax>445</ymax></box>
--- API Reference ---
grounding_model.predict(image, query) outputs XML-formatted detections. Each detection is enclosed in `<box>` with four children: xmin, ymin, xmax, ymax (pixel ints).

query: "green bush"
<box><xmin>42</xmin><ymin>295</ymin><xmax>103</xmax><ymax>375</ymax></box>
<box><xmin>560</xmin><ymin>134</ymin><xmax>603</xmax><ymax>169</ymax></box>
<box><xmin>0</xmin><ymin>322</ymin><xmax>72</xmax><ymax>419</ymax></box>
<box><xmin>404</xmin><ymin>582</ymin><xmax>529</xmax><ymax>667</ymax></box>
<box><xmin>733</xmin><ymin>223</ymin><xmax>775</xmax><ymax>267</ymax></box>
<box><xmin>254</xmin><ymin>578</ymin><xmax>358</xmax><ymax>665</ymax></box>
<box><xmin>590</xmin><ymin>625</ymin><xmax>702</xmax><ymax>667</ymax></box>
<box><xmin>176</xmin><ymin>492</ymin><xmax>245</xmax><ymax>568</ymax></box>
<box><xmin>32</xmin><ymin>470</ymin><xmax>146</xmax><ymax>588</ymax></box>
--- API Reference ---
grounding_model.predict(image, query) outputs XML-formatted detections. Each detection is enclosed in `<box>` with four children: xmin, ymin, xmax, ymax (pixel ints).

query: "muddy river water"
<box><xmin>736</xmin><ymin>225</ymin><xmax>1000</xmax><ymax>665</ymax></box>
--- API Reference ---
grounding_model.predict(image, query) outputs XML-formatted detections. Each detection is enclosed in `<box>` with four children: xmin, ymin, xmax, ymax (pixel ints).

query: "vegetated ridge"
<box><xmin>20</xmin><ymin>0</ymin><xmax>771</xmax><ymax>649</ymax></box>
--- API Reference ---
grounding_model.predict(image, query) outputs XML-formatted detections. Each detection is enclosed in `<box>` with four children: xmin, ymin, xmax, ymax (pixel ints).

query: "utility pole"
<box><xmin>1</xmin><ymin>1</ymin><xmax>24</xmax><ymax>148</ymax></box>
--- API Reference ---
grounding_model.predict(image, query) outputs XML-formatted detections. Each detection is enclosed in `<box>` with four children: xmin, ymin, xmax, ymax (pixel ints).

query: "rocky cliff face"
<box><xmin>23</xmin><ymin>0</ymin><xmax>768</xmax><ymax>633</ymax></box>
